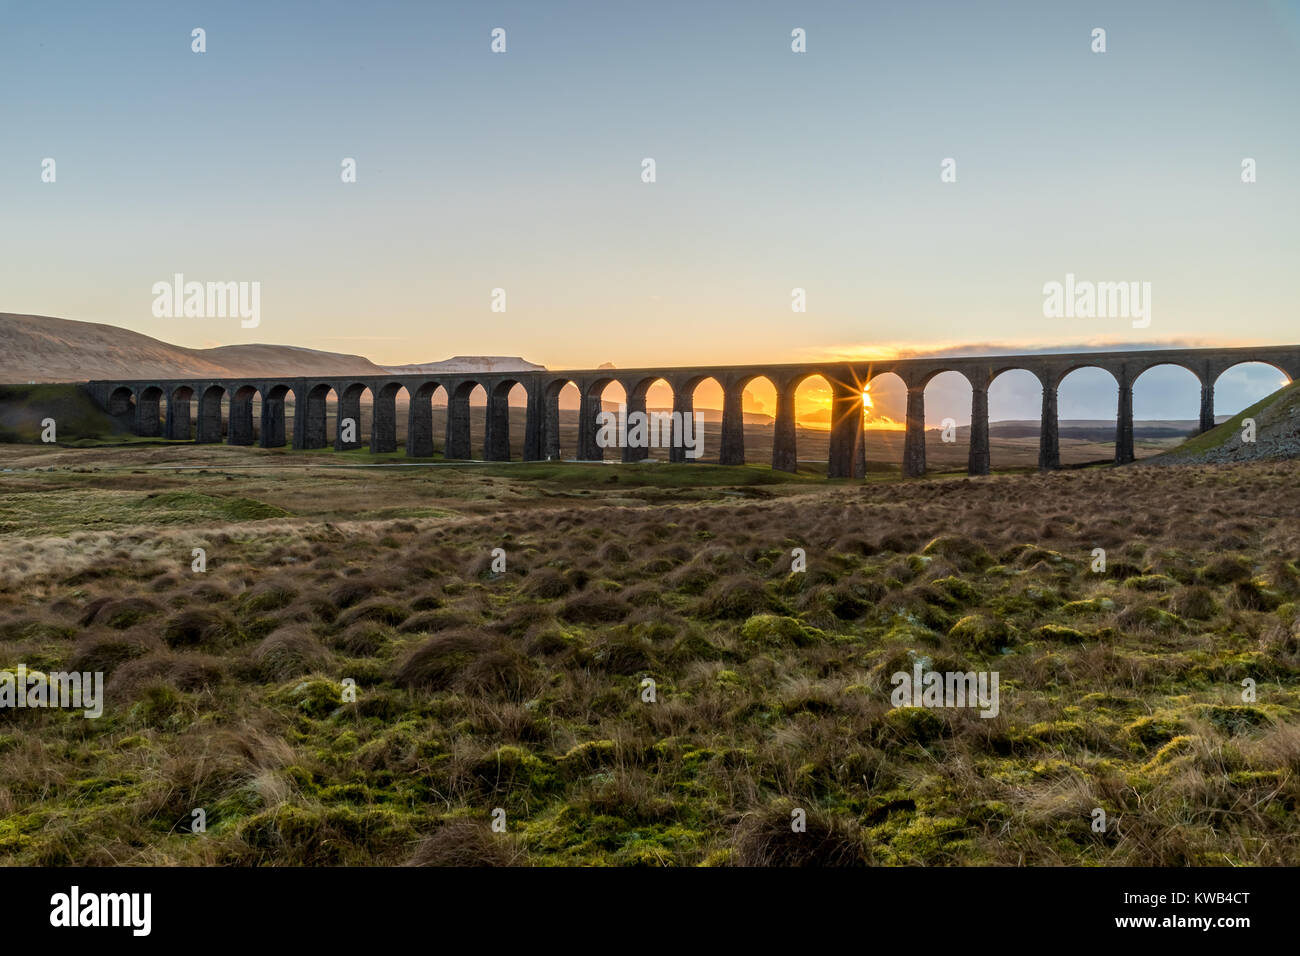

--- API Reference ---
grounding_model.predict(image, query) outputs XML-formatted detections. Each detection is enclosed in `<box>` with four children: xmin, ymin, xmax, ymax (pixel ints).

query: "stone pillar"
<box><xmin>135</xmin><ymin>392</ymin><xmax>161</xmax><ymax>437</ymax></box>
<box><xmin>670</xmin><ymin>386</ymin><xmax>694</xmax><ymax>463</ymax></box>
<box><xmin>523</xmin><ymin>384</ymin><xmax>544</xmax><ymax>461</ymax></box>
<box><xmin>719</xmin><ymin>384</ymin><xmax>745</xmax><ymax>466</ymax></box>
<box><xmin>485</xmin><ymin>386</ymin><xmax>511</xmax><ymax>461</ymax></box>
<box><xmin>337</xmin><ymin>388</ymin><xmax>363</xmax><ymax>450</ymax></box>
<box><xmin>445</xmin><ymin>388</ymin><xmax>471</xmax><ymax>459</ymax></box>
<box><xmin>260</xmin><ymin>392</ymin><xmax>286</xmax><ymax>448</ymax></box>
<box><xmin>196</xmin><ymin>390</ymin><xmax>223</xmax><ymax>443</ymax></box>
<box><xmin>772</xmin><ymin>383</ymin><xmax>797</xmax><ymax>473</ymax></box>
<box><xmin>577</xmin><ymin>386</ymin><xmax>603</xmax><ymax>461</ymax></box>
<box><xmin>1115</xmin><ymin>381</ymin><xmax>1135</xmax><ymax>464</ymax></box>
<box><xmin>623</xmin><ymin>390</ymin><xmax>649</xmax><ymax>462</ymax></box>
<box><xmin>165</xmin><ymin>391</ymin><xmax>191</xmax><ymax>440</ymax></box>
<box><xmin>1038</xmin><ymin>383</ymin><xmax>1060</xmax><ymax>471</ymax></box>
<box><xmin>406</xmin><ymin>388</ymin><xmax>434</xmax><ymax>457</ymax></box>
<box><xmin>366</xmin><ymin>387</ymin><xmax>393</xmax><ymax>454</ymax></box>
<box><xmin>1199</xmin><ymin>379</ymin><xmax>1216</xmax><ymax>434</ymax></box>
<box><xmin>968</xmin><ymin>385</ymin><xmax>990</xmax><ymax>476</ymax></box>
<box><xmin>543</xmin><ymin>387</ymin><xmax>562</xmax><ymax>460</ymax></box>
<box><xmin>294</xmin><ymin>387</ymin><xmax>328</xmax><ymax>450</ymax></box>
<box><xmin>902</xmin><ymin>386</ymin><xmax>926</xmax><ymax>478</ymax></box>
<box><xmin>827</xmin><ymin>383</ymin><xmax>860</xmax><ymax>478</ymax></box>
<box><xmin>228</xmin><ymin>392</ymin><xmax>255</xmax><ymax>445</ymax></box>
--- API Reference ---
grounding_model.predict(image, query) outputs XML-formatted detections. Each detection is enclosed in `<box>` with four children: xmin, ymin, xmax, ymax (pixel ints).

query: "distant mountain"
<box><xmin>383</xmin><ymin>356</ymin><xmax>546</xmax><ymax>375</ymax></box>
<box><xmin>0</xmin><ymin>313</ymin><xmax>385</xmax><ymax>382</ymax></box>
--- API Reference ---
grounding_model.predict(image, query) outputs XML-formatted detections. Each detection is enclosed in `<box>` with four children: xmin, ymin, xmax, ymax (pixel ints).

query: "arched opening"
<box><xmin>336</xmin><ymin>383</ymin><xmax>368</xmax><ymax>451</ymax></box>
<box><xmin>790</xmin><ymin>373</ymin><xmax>835</xmax><ymax>472</ymax></box>
<box><xmin>370</xmin><ymin>382</ymin><xmax>405</xmax><ymax>454</ymax></box>
<box><xmin>681</xmin><ymin>376</ymin><xmax>723</xmax><ymax>464</ymax></box>
<box><xmin>444</xmin><ymin>381</ymin><xmax>482</xmax><ymax>460</ymax></box>
<box><xmin>921</xmin><ymin>370</ymin><xmax>972</xmax><ymax>474</ymax></box>
<box><xmin>1132</xmin><ymin>364</ymin><xmax>1202</xmax><ymax>456</ymax></box>
<box><xmin>1215</xmin><ymin>361</ymin><xmax>1292</xmax><ymax>422</ymax></box>
<box><xmin>485</xmin><ymin>380</ymin><xmax>525</xmax><ymax>461</ymax></box>
<box><xmin>580</xmin><ymin>379</ymin><xmax>624</xmax><ymax>461</ymax></box>
<box><xmin>166</xmin><ymin>386</ymin><xmax>194</xmax><ymax>441</ymax></box>
<box><xmin>197</xmin><ymin>385</ymin><xmax>226</xmax><ymax>444</ymax></box>
<box><xmin>860</xmin><ymin>371</ymin><xmax>905</xmax><ymax>475</ymax></box>
<box><xmin>136</xmin><ymin>386</ymin><xmax>163</xmax><ymax>437</ymax></box>
<box><xmin>297</xmin><ymin>383</ymin><xmax>333</xmax><ymax>450</ymax></box>
<box><xmin>1056</xmin><ymin>366</ymin><xmax>1117</xmax><ymax>466</ymax></box>
<box><xmin>543</xmin><ymin>379</ymin><xmax>580</xmax><ymax>460</ymax></box>
<box><xmin>107</xmin><ymin>386</ymin><xmax>134</xmax><ymax>419</ymax></box>
<box><xmin>229</xmin><ymin>385</ymin><xmax>257</xmax><ymax>445</ymax></box>
<box><xmin>987</xmin><ymin>368</ymin><xmax>1042</xmax><ymax>472</ymax></box>
<box><xmin>625</xmin><ymin>376</ymin><xmax>675</xmax><ymax>462</ymax></box>
<box><xmin>260</xmin><ymin>384</ymin><xmax>291</xmax><ymax>448</ymax></box>
<box><xmin>406</xmin><ymin>382</ymin><xmax>442</xmax><ymax>457</ymax></box>
<box><xmin>719</xmin><ymin>374</ymin><xmax>778</xmax><ymax>469</ymax></box>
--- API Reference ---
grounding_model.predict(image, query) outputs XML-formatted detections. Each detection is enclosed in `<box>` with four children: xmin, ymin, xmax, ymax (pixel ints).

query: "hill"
<box><xmin>1151</xmin><ymin>380</ymin><xmax>1300</xmax><ymax>465</ymax></box>
<box><xmin>0</xmin><ymin>313</ymin><xmax>386</xmax><ymax>383</ymax></box>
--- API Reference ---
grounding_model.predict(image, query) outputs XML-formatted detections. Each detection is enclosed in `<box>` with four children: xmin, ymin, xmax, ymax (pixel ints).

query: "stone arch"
<box><xmin>1055</xmin><ymin>366</ymin><xmax>1119</xmax><ymax>466</ymax></box>
<box><xmin>542</xmin><ymin>378</ymin><xmax>579</xmax><ymax>461</ymax></box>
<box><xmin>166</xmin><ymin>385</ymin><xmax>194</xmax><ymax>440</ymax></box>
<box><xmin>136</xmin><ymin>386</ymin><xmax>163</xmax><ymax>437</ymax></box>
<box><xmin>860</xmin><ymin>370</ymin><xmax>906</xmax><ymax>477</ymax></box>
<box><xmin>229</xmin><ymin>385</ymin><xmax>257</xmax><ymax>446</ymax></box>
<box><xmin>107</xmin><ymin>386</ymin><xmax>134</xmax><ymax>418</ymax></box>
<box><xmin>406</xmin><ymin>381</ymin><xmax>443</xmax><ymax>457</ymax></box>
<box><xmin>197</xmin><ymin>385</ymin><xmax>227</xmax><ymax>444</ymax></box>
<box><xmin>782</xmin><ymin>371</ymin><xmax>837</xmax><ymax>475</ymax></box>
<box><xmin>369</xmin><ymin>382</ymin><xmax>406</xmax><ymax>454</ymax></box>
<box><xmin>985</xmin><ymin>368</ymin><xmax>1042</xmax><ymax>472</ymax></box>
<box><xmin>1130</xmin><ymin>363</ymin><xmax>1203</xmax><ymax>457</ymax></box>
<box><xmin>445</xmin><ymin>380</ymin><xmax>483</xmax><ymax>460</ymax></box>
<box><xmin>577</xmin><ymin>377</ymin><xmax>618</xmax><ymax>461</ymax></box>
<box><xmin>336</xmin><ymin>382</ymin><xmax>369</xmax><ymax>451</ymax></box>
<box><xmin>675</xmin><ymin>374</ymin><xmax>725</xmax><ymax>464</ymax></box>
<box><xmin>486</xmin><ymin>379</ymin><xmax>524</xmax><ymax>461</ymax></box>
<box><xmin>260</xmin><ymin>384</ymin><xmax>292</xmax><ymax>448</ymax></box>
<box><xmin>294</xmin><ymin>382</ymin><xmax>333</xmax><ymax>450</ymax></box>
<box><xmin>920</xmin><ymin>370</ymin><xmax>973</xmax><ymax>474</ymax></box>
<box><xmin>1212</xmin><ymin>361</ymin><xmax>1293</xmax><ymax>428</ymax></box>
<box><xmin>619</xmin><ymin>376</ymin><xmax>674</xmax><ymax>462</ymax></box>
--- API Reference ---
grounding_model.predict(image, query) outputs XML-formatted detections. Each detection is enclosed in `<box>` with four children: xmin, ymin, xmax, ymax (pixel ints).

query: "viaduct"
<box><xmin>82</xmin><ymin>344</ymin><xmax>1300</xmax><ymax>478</ymax></box>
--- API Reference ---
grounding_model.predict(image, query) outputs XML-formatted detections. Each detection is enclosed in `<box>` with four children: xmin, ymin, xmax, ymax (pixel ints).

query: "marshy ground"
<box><xmin>0</xmin><ymin>444</ymin><xmax>1297</xmax><ymax>866</ymax></box>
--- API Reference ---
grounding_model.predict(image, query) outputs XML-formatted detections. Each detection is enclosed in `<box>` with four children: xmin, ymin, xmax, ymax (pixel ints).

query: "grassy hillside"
<box><xmin>0</xmin><ymin>385</ymin><xmax>133</xmax><ymax>444</ymax></box>
<box><xmin>1154</xmin><ymin>381</ymin><xmax>1300</xmax><ymax>464</ymax></box>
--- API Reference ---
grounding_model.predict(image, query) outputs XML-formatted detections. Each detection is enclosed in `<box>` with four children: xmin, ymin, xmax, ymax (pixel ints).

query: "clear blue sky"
<box><xmin>0</xmin><ymin>0</ymin><xmax>1296</xmax><ymax>420</ymax></box>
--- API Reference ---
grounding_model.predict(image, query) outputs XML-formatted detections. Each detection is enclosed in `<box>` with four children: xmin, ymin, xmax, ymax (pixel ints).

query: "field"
<box><xmin>0</xmin><ymin>442</ymin><xmax>1297</xmax><ymax>866</ymax></box>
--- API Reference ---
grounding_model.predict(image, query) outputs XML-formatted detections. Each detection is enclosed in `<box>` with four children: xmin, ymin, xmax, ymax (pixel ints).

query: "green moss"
<box><xmin>948</xmin><ymin>615</ymin><xmax>1014</xmax><ymax>654</ymax></box>
<box><xmin>1203</xmin><ymin>705</ymin><xmax>1272</xmax><ymax>736</ymax></box>
<box><xmin>274</xmin><ymin>679</ymin><xmax>346</xmax><ymax>719</ymax></box>
<box><xmin>1034</xmin><ymin>624</ymin><xmax>1089</xmax><ymax>644</ymax></box>
<box><xmin>880</xmin><ymin>707</ymin><xmax>944</xmax><ymax>744</ymax></box>
<box><xmin>739</xmin><ymin>614</ymin><xmax>826</xmax><ymax>648</ymax></box>
<box><xmin>1124</xmin><ymin>574</ymin><xmax>1177</xmax><ymax>592</ymax></box>
<box><xmin>1124</xmin><ymin>713</ymin><xmax>1187</xmax><ymax>750</ymax></box>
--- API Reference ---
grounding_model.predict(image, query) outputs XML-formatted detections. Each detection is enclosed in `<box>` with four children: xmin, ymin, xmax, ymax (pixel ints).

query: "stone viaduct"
<box><xmin>82</xmin><ymin>344</ymin><xmax>1300</xmax><ymax>478</ymax></box>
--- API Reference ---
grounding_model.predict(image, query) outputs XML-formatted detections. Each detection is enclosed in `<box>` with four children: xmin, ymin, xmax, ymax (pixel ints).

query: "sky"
<box><xmin>1</xmin><ymin>0</ymin><xmax>1296</xmax><ymax>422</ymax></box>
